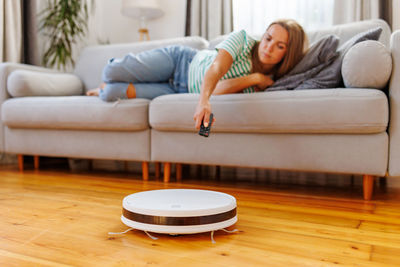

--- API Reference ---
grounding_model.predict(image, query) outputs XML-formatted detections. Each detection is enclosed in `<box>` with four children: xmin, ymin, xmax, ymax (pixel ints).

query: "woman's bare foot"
<box><xmin>86</xmin><ymin>88</ymin><xmax>100</xmax><ymax>96</ymax></box>
<box><xmin>86</xmin><ymin>83</ymin><xmax>106</xmax><ymax>96</ymax></box>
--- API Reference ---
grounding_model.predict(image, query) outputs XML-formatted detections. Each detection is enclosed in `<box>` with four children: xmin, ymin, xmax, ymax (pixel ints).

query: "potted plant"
<box><xmin>39</xmin><ymin>0</ymin><xmax>91</xmax><ymax>70</ymax></box>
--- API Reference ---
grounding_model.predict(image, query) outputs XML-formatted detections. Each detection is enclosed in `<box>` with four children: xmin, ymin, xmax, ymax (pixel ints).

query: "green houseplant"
<box><xmin>39</xmin><ymin>0</ymin><xmax>90</xmax><ymax>70</ymax></box>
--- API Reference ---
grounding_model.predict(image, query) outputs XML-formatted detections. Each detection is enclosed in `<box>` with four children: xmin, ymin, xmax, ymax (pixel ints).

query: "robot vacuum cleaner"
<box><xmin>121</xmin><ymin>189</ymin><xmax>237</xmax><ymax>234</ymax></box>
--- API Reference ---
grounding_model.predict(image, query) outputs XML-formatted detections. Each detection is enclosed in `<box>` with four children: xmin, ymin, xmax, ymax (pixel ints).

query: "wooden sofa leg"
<box><xmin>155</xmin><ymin>162</ymin><xmax>161</xmax><ymax>179</ymax></box>
<box><xmin>34</xmin><ymin>155</ymin><xmax>39</xmax><ymax>170</ymax></box>
<box><xmin>142</xmin><ymin>162</ymin><xmax>149</xmax><ymax>181</ymax></box>
<box><xmin>216</xmin><ymin>165</ymin><xmax>221</xmax><ymax>180</ymax></box>
<box><xmin>88</xmin><ymin>159</ymin><xmax>93</xmax><ymax>171</ymax></box>
<box><xmin>164</xmin><ymin>162</ymin><xmax>171</xmax><ymax>183</ymax></box>
<box><xmin>363</xmin><ymin>175</ymin><xmax>375</xmax><ymax>200</ymax></box>
<box><xmin>18</xmin><ymin>155</ymin><xmax>24</xmax><ymax>172</ymax></box>
<box><xmin>124</xmin><ymin>161</ymin><xmax>129</xmax><ymax>172</ymax></box>
<box><xmin>176</xmin><ymin>163</ymin><xmax>182</xmax><ymax>182</ymax></box>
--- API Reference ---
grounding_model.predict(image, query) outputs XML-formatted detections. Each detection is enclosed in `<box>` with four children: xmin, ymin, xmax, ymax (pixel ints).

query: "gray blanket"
<box><xmin>295</xmin><ymin>27</ymin><xmax>383</xmax><ymax>90</ymax></box>
<box><xmin>267</xmin><ymin>35</ymin><xmax>339</xmax><ymax>91</ymax></box>
<box><xmin>267</xmin><ymin>27</ymin><xmax>383</xmax><ymax>91</ymax></box>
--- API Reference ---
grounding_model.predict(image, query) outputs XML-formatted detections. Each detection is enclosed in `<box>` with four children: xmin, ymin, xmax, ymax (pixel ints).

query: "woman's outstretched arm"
<box><xmin>213</xmin><ymin>73</ymin><xmax>274</xmax><ymax>95</ymax></box>
<box><xmin>193</xmin><ymin>49</ymin><xmax>233</xmax><ymax>129</ymax></box>
<box><xmin>193</xmin><ymin>49</ymin><xmax>275</xmax><ymax>129</ymax></box>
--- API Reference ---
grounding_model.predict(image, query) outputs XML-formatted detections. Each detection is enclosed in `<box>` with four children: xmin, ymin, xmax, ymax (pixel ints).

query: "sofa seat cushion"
<box><xmin>149</xmin><ymin>89</ymin><xmax>388</xmax><ymax>134</ymax></box>
<box><xmin>2</xmin><ymin>96</ymin><xmax>149</xmax><ymax>131</ymax></box>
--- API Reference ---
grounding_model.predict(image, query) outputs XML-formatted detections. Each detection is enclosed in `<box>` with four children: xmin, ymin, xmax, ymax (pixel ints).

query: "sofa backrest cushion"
<box><xmin>209</xmin><ymin>19</ymin><xmax>391</xmax><ymax>49</ymax></box>
<box><xmin>74</xmin><ymin>36</ymin><xmax>209</xmax><ymax>92</ymax></box>
<box><xmin>307</xmin><ymin>19</ymin><xmax>390</xmax><ymax>47</ymax></box>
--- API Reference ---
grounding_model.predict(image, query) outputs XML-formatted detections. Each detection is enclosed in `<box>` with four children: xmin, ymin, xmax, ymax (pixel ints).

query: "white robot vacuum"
<box><xmin>121</xmin><ymin>189</ymin><xmax>237</xmax><ymax>234</ymax></box>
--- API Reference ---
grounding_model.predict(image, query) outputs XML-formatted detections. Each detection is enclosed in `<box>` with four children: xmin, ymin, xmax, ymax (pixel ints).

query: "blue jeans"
<box><xmin>99</xmin><ymin>45</ymin><xmax>198</xmax><ymax>101</ymax></box>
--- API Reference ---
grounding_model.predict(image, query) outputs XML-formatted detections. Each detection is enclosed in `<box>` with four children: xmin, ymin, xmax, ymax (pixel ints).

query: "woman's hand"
<box><xmin>193</xmin><ymin>99</ymin><xmax>215</xmax><ymax>130</ymax></box>
<box><xmin>193</xmin><ymin>49</ymin><xmax>232</xmax><ymax>129</ymax></box>
<box><xmin>255</xmin><ymin>73</ymin><xmax>274</xmax><ymax>91</ymax></box>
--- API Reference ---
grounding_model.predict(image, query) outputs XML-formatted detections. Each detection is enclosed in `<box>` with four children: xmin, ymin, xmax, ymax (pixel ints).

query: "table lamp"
<box><xmin>121</xmin><ymin>0</ymin><xmax>164</xmax><ymax>41</ymax></box>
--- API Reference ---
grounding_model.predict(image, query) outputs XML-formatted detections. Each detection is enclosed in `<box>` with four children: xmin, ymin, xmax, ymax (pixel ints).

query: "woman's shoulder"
<box><xmin>226</xmin><ymin>30</ymin><xmax>257</xmax><ymax>44</ymax></box>
<box><xmin>228</xmin><ymin>29</ymin><xmax>248</xmax><ymax>38</ymax></box>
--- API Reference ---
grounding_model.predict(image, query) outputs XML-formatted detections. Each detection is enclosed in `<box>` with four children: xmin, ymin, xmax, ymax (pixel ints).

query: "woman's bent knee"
<box><xmin>99</xmin><ymin>83</ymin><xmax>125</xmax><ymax>102</ymax></box>
<box><xmin>99</xmin><ymin>90</ymin><xmax>115</xmax><ymax>102</ymax></box>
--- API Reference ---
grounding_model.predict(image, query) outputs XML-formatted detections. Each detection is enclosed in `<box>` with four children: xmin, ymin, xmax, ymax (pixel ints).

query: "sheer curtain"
<box><xmin>186</xmin><ymin>0</ymin><xmax>233</xmax><ymax>40</ymax></box>
<box><xmin>333</xmin><ymin>0</ymin><xmax>380</xmax><ymax>25</ymax></box>
<box><xmin>333</xmin><ymin>0</ymin><xmax>396</xmax><ymax>30</ymax></box>
<box><xmin>22</xmin><ymin>0</ymin><xmax>39</xmax><ymax>65</ymax></box>
<box><xmin>233</xmin><ymin>0</ymin><xmax>334</xmax><ymax>34</ymax></box>
<box><xmin>394</xmin><ymin>0</ymin><xmax>400</xmax><ymax>30</ymax></box>
<box><xmin>0</xmin><ymin>0</ymin><xmax>39</xmax><ymax>64</ymax></box>
<box><xmin>0</xmin><ymin>0</ymin><xmax>22</xmax><ymax>63</ymax></box>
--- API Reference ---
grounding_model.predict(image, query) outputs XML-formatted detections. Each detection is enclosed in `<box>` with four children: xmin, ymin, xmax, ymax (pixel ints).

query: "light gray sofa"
<box><xmin>0</xmin><ymin>19</ymin><xmax>396</xmax><ymax>200</ymax></box>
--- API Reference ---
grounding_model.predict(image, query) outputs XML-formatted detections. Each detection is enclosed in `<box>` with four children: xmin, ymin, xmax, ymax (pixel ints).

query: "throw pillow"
<box><xmin>7</xmin><ymin>70</ymin><xmax>83</xmax><ymax>97</ymax></box>
<box><xmin>267</xmin><ymin>34</ymin><xmax>339</xmax><ymax>91</ymax></box>
<box><xmin>294</xmin><ymin>27</ymin><xmax>383</xmax><ymax>90</ymax></box>
<box><xmin>341</xmin><ymin>40</ymin><xmax>392</xmax><ymax>89</ymax></box>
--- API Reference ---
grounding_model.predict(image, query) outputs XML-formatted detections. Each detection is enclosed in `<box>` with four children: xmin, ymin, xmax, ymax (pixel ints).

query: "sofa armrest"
<box><xmin>0</xmin><ymin>63</ymin><xmax>74</xmax><ymax>152</ymax></box>
<box><xmin>0</xmin><ymin>62</ymin><xmax>60</xmax><ymax>99</ymax></box>
<box><xmin>1</xmin><ymin>62</ymin><xmax>83</xmax><ymax>98</ymax></box>
<box><xmin>389</xmin><ymin>30</ymin><xmax>400</xmax><ymax>176</ymax></box>
<box><xmin>7</xmin><ymin>70</ymin><xmax>83</xmax><ymax>97</ymax></box>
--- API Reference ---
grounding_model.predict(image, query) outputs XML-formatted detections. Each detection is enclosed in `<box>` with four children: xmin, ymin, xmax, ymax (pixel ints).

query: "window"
<box><xmin>233</xmin><ymin>0</ymin><xmax>334</xmax><ymax>35</ymax></box>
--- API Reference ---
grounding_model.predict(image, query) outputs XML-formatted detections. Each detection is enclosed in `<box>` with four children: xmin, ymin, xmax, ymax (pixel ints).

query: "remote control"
<box><xmin>199</xmin><ymin>113</ymin><xmax>214</xmax><ymax>137</ymax></box>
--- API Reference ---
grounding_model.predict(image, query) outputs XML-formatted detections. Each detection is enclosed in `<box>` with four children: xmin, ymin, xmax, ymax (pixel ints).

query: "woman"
<box><xmin>87</xmin><ymin>19</ymin><xmax>307</xmax><ymax>129</ymax></box>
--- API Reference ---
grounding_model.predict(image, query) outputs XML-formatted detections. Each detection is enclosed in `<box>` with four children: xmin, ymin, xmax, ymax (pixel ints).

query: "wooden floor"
<box><xmin>1</xmin><ymin>162</ymin><xmax>400</xmax><ymax>266</ymax></box>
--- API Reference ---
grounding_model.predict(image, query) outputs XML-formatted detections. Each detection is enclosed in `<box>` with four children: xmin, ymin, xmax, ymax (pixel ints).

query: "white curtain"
<box><xmin>24</xmin><ymin>0</ymin><xmax>39</xmax><ymax>65</ymax></box>
<box><xmin>333</xmin><ymin>0</ymin><xmax>380</xmax><ymax>25</ymax></box>
<box><xmin>233</xmin><ymin>0</ymin><xmax>334</xmax><ymax>34</ymax></box>
<box><xmin>394</xmin><ymin>0</ymin><xmax>400</xmax><ymax>30</ymax></box>
<box><xmin>189</xmin><ymin>0</ymin><xmax>233</xmax><ymax>40</ymax></box>
<box><xmin>0</xmin><ymin>0</ymin><xmax>22</xmax><ymax>63</ymax></box>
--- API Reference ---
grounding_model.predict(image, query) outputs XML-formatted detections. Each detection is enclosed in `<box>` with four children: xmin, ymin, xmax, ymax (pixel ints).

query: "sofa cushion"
<box><xmin>2</xmin><ymin>96</ymin><xmax>149</xmax><ymax>131</ymax></box>
<box><xmin>342</xmin><ymin>40</ymin><xmax>392</xmax><ymax>89</ymax></box>
<box><xmin>149</xmin><ymin>89</ymin><xmax>388</xmax><ymax>134</ymax></box>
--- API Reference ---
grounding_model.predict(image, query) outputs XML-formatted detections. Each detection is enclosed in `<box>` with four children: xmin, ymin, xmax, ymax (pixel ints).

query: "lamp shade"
<box><xmin>121</xmin><ymin>0</ymin><xmax>164</xmax><ymax>20</ymax></box>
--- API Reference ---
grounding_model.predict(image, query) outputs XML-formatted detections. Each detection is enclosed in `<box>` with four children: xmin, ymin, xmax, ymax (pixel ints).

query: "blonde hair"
<box><xmin>252</xmin><ymin>19</ymin><xmax>308</xmax><ymax>79</ymax></box>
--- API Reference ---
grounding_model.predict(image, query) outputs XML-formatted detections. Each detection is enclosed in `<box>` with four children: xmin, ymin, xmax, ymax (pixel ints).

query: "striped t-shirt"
<box><xmin>188</xmin><ymin>30</ymin><xmax>257</xmax><ymax>94</ymax></box>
